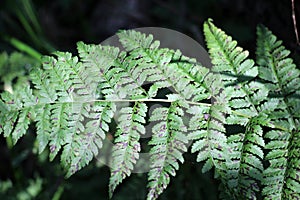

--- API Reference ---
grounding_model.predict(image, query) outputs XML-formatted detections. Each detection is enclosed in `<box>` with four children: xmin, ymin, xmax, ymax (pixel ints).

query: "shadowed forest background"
<box><xmin>0</xmin><ymin>0</ymin><xmax>299</xmax><ymax>199</ymax></box>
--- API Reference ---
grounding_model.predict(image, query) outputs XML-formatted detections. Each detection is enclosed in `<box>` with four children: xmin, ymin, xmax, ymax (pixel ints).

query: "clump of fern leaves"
<box><xmin>0</xmin><ymin>19</ymin><xmax>299</xmax><ymax>199</ymax></box>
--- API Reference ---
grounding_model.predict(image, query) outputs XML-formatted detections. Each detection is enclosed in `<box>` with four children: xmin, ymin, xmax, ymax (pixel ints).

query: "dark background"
<box><xmin>1</xmin><ymin>0</ymin><xmax>300</xmax><ymax>56</ymax></box>
<box><xmin>0</xmin><ymin>0</ymin><xmax>299</xmax><ymax>199</ymax></box>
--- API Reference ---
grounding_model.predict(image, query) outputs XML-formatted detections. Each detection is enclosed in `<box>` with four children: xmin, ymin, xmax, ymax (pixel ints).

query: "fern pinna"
<box><xmin>0</xmin><ymin>19</ymin><xmax>299</xmax><ymax>199</ymax></box>
<box><xmin>256</xmin><ymin>25</ymin><xmax>300</xmax><ymax>199</ymax></box>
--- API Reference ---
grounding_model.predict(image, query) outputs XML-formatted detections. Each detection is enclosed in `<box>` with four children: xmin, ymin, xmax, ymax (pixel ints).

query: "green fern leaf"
<box><xmin>34</xmin><ymin>104</ymin><xmax>51</xmax><ymax>153</ymax></box>
<box><xmin>62</xmin><ymin>102</ymin><xmax>116</xmax><ymax>177</ymax></box>
<box><xmin>256</xmin><ymin>25</ymin><xmax>300</xmax><ymax>199</ymax></box>
<box><xmin>188</xmin><ymin>97</ymin><xmax>228</xmax><ymax>174</ymax></box>
<box><xmin>1</xmin><ymin>20</ymin><xmax>299</xmax><ymax>200</ymax></box>
<box><xmin>48</xmin><ymin>103</ymin><xmax>70</xmax><ymax>160</ymax></box>
<box><xmin>0</xmin><ymin>85</ymin><xmax>36</xmax><ymax>144</ymax></box>
<box><xmin>109</xmin><ymin>102</ymin><xmax>147</xmax><ymax>197</ymax></box>
<box><xmin>147</xmin><ymin>101</ymin><xmax>188</xmax><ymax>200</ymax></box>
<box><xmin>117</xmin><ymin>30</ymin><xmax>156</xmax><ymax>52</ymax></box>
<box><xmin>118</xmin><ymin>30</ymin><xmax>210</xmax><ymax>101</ymax></box>
<box><xmin>77</xmin><ymin>42</ymin><xmax>121</xmax><ymax>99</ymax></box>
<box><xmin>204</xmin><ymin>20</ymin><xmax>271</xmax><ymax>198</ymax></box>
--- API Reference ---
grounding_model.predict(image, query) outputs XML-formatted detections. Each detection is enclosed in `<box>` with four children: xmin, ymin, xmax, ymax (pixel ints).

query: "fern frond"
<box><xmin>204</xmin><ymin>20</ymin><xmax>257</xmax><ymax>86</ymax></box>
<box><xmin>0</xmin><ymin>92</ymin><xmax>20</xmax><ymax>137</ymax></box>
<box><xmin>237</xmin><ymin>118</ymin><xmax>265</xmax><ymax>198</ymax></box>
<box><xmin>1</xmin><ymin>20</ymin><xmax>299</xmax><ymax>200</ymax></box>
<box><xmin>0</xmin><ymin>45</ymin><xmax>120</xmax><ymax>177</ymax></box>
<box><xmin>204</xmin><ymin>19</ymin><xmax>261</xmax><ymax>121</ymax></box>
<box><xmin>0</xmin><ymin>99</ymin><xmax>8</xmax><ymax>134</ymax></box>
<box><xmin>34</xmin><ymin>104</ymin><xmax>51</xmax><ymax>153</ymax></box>
<box><xmin>42</xmin><ymin>55</ymin><xmax>73</xmax><ymax>102</ymax></box>
<box><xmin>0</xmin><ymin>52</ymin><xmax>37</xmax><ymax>93</ymax></box>
<box><xmin>118</xmin><ymin>30</ymin><xmax>173</xmax><ymax>98</ymax></box>
<box><xmin>188</xmin><ymin>104</ymin><xmax>227</xmax><ymax>171</ymax></box>
<box><xmin>62</xmin><ymin>102</ymin><xmax>116</xmax><ymax>177</ymax></box>
<box><xmin>39</xmin><ymin>53</ymin><xmax>80</xmax><ymax>161</ymax></box>
<box><xmin>224</xmin><ymin>133</ymin><xmax>243</xmax><ymax>198</ymax></box>
<box><xmin>0</xmin><ymin>85</ymin><xmax>36</xmax><ymax>144</ymax></box>
<box><xmin>117</xmin><ymin>30</ymin><xmax>156</xmax><ymax>52</ymax></box>
<box><xmin>52</xmin><ymin>46</ymin><xmax>118</xmax><ymax>176</ymax></box>
<box><xmin>48</xmin><ymin>103</ymin><xmax>70</xmax><ymax>160</ymax></box>
<box><xmin>204</xmin><ymin>20</ymin><xmax>271</xmax><ymax>198</ymax></box>
<box><xmin>118</xmin><ymin>30</ymin><xmax>211</xmax><ymax>101</ymax></box>
<box><xmin>147</xmin><ymin>101</ymin><xmax>188</xmax><ymax>200</ymax></box>
<box><xmin>109</xmin><ymin>102</ymin><xmax>147</xmax><ymax>197</ymax></box>
<box><xmin>77</xmin><ymin>42</ymin><xmax>121</xmax><ymax>100</ymax></box>
<box><xmin>188</xmin><ymin>88</ymin><xmax>228</xmax><ymax>175</ymax></box>
<box><xmin>256</xmin><ymin>25</ymin><xmax>300</xmax><ymax>199</ymax></box>
<box><xmin>30</xmin><ymin>68</ymin><xmax>57</xmax><ymax>153</ymax></box>
<box><xmin>79</xmin><ymin>41</ymin><xmax>150</xmax><ymax>100</ymax></box>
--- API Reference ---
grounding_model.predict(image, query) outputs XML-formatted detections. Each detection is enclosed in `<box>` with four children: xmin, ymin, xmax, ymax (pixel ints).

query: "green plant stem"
<box><xmin>4</xmin><ymin>81</ymin><xmax>13</xmax><ymax>94</ymax></box>
<box><xmin>5</xmin><ymin>37</ymin><xmax>42</xmax><ymax>60</ymax></box>
<box><xmin>8</xmin><ymin>97</ymin><xmax>289</xmax><ymax>132</ymax></box>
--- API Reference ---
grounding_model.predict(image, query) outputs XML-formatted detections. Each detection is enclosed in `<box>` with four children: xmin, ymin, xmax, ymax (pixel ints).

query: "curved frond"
<box><xmin>204</xmin><ymin>20</ymin><xmax>270</xmax><ymax>198</ymax></box>
<box><xmin>109</xmin><ymin>102</ymin><xmax>147</xmax><ymax>197</ymax></box>
<box><xmin>147</xmin><ymin>101</ymin><xmax>188</xmax><ymax>200</ymax></box>
<box><xmin>118</xmin><ymin>30</ymin><xmax>211</xmax><ymax>100</ymax></box>
<box><xmin>187</xmin><ymin>74</ymin><xmax>228</xmax><ymax>174</ymax></box>
<box><xmin>0</xmin><ymin>20</ymin><xmax>299</xmax><ymax>200</ymax></box>
<box><xmin>256</xmin><ymin>25</ymin><xmax>300</xmax><ymax>199</ymax></box>
<box><xmin>0</xmin><ymin>86</ymin><xmax>36</xmax><ymax>144</ymax></box>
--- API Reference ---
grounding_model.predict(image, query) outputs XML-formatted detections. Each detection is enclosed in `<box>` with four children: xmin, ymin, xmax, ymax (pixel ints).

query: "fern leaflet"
<box><xmin>256</xmin><ymin>25</ymin><xmax>300</xmax><ymax>199</ymax></box>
